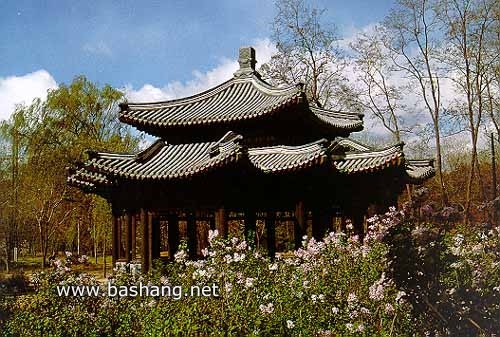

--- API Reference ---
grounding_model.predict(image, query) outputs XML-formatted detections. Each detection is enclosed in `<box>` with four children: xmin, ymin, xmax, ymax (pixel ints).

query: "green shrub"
<box><xmin>2</xmin><ymin>226</ymin><xmax>414</xmax><ymax>336</ymax></box>
<box><xmin>5</xmin><ymin>207</ymin><xmax>499</xmax><ymax>336</ymax></box>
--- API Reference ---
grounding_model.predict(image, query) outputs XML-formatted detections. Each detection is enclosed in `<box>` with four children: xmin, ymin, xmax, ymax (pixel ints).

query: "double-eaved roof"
<box><xmin>67</xmin><ymin>46</ymin><xmax>435</xmax><ymax>195</ymax></box>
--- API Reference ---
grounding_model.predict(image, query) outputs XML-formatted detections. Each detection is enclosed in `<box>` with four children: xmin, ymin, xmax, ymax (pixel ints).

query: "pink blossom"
<box><xmin>208</xmin><ymin>229</ymin><xmax>219</xmax><ymax>243</ymax></box>
<box><xmin>259</xmin><ymin>302</ymin><xmax>274</xmax><ymax>314</ymax></box>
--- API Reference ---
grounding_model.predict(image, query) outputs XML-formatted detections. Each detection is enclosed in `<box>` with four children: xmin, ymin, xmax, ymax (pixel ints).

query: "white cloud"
<box><xmin>0</xmin><ymin>70</ymin><xmax>58</xmax><ymax>121</ymax></box>
<box><xmin>253</xmin><ymin>38</ymin><xmax>278</xmax><ymax>68</ymax></box>
<box><xmin>124</xmin><ymin>38</ymin><xmax>277</xmax><ymax>102</ymax></box>
<box><xmin>83</xmin><ymin>41</ymin><xmax>113</xmax><ymax>57</ymax></box>
<box><xmin>338</xmin><ymin>23</ymin><xmax>378</xmax><ymax>52</ymax></box>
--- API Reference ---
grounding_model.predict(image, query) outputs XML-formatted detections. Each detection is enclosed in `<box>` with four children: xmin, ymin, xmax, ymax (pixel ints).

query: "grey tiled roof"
<box><xmin>67</xmin><ymin>46</ymin><xmax>435</xmax><ymax>199</ymax></box>
<box><xmin>119</xmin><ymin>75</ymin><xmax>303</xmax><ymax>128</ymax></box>
<box><xmin>119</xmin><ymin>74</ymin><xmax>363</xmax><ymax>134</ymax></box>
<box><xmin>68</xmin><ymin>133</ymin><xmax>434</xmax><ymax>193</ymax></box>
<box><xmin>334</xmin><ymin>143</ymin><xmax>405</xmax><ymax>173</ymax></box>
<box><xmin>309</xmin><ymin>107</ymin><xmax>363</xmax><ymax>132</ymax></box>
<box><xmin>66</xmin><ymin>167</ymin><xmax>114</xmax><ymax>191</ymax></box>
<box><xmin>248</xmin><ymin>139</ymin><xmax>330</xmax><ymax>173</ymax></box>
<box><xmin>331</xmin><ymin>137</ymin><xmax>373</xmax><ymax>152</ymax></box>
<box><xmin>84</xmin><ymin>133</ymin><xmax>242</xmax><ymax>181</ymax></box>
<box><xmin>405</xmin><ymin>159</ymin><xmax>436</xmax><ymax>183</ymax></box>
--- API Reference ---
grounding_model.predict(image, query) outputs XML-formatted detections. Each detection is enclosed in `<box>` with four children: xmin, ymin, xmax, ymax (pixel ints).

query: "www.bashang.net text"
<box><xmin>56</xmin><ymin>282</ymin><xmax>220</xmax><ymax>300</ymax></box>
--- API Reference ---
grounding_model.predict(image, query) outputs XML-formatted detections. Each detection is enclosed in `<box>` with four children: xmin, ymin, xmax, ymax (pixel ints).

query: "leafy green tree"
<box><xmin>0</xmin><ymin>76</ymin><xmax>141</xmax><ymax>267</ymax></box>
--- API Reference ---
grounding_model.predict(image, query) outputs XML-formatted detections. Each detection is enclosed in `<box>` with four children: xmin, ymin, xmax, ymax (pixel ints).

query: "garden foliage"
<box><xmin>1</xmin><ymin>206</ymin><xmax>499</xmax><ymax>336</ymax></box>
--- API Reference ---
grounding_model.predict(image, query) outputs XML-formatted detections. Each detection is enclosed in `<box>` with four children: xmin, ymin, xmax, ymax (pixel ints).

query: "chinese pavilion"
<box><xmin>67</xmin><ymin>47</ymin><xmax>434</xmax><ymax>272</ymax></box>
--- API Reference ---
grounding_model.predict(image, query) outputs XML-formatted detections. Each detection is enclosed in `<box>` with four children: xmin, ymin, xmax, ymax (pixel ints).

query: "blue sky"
<box><xmin>0</xmin><ymin>0</ymin><xmax>394</xmax><ymax>120</ymax></box>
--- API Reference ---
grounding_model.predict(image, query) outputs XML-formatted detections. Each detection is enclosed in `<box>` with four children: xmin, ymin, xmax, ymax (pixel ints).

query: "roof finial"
<box><xmin>234</xmin><ymin>46</ymin><xmax>256</xmax><ymax>77</ymax></box>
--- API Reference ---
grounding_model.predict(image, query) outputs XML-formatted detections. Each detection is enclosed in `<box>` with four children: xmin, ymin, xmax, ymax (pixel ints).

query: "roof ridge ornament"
<box><xmin>234</xmin><ymin>46</ymin><xmax>259</xmax><ymax>78</ymax></box>
<box><xmin>209</xmin><ymin>131</ymin><xmax>243</xmax><ymax>158</ymax></box>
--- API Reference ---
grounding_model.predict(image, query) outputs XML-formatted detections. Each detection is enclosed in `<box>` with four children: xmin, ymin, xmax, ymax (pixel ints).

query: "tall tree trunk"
<box><xmin>434</xmin><ymin>120</ymin><xmax>448</xmax><ymax>206</ymax></box>
<box><xmin>464</xmin><ymin>98</ymin><xmax>479</xmax><ymax>224</ymax></box>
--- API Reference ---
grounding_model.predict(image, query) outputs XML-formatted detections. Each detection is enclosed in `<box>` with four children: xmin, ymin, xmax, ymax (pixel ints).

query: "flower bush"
<box><xmin>2</xmin><ymin>226</ymin><xmax>413</xmax><ymax>336</ymax></box>
<box><xmin>441</xmin><ymin>226</ymin><xmax>500</xmax><ymax>335</ymax></box>
<box><xmin>372</xmin><ymin>207</ymin><xmax>500</xmax><ymax>336</ymax></box>
<box><xmin>146</xmin><ymin>231</ymin><xmax>414</xmax><ymax>336</ymax></box>
<box><xmin>2</xmin><ymin>207</ymin><xmax>500</xmax><ymax>336</ymax></box>
<box><xmin>0</xmin><ymin>271</ymin><xmax>29</xmax><ymax>330</ymax></box>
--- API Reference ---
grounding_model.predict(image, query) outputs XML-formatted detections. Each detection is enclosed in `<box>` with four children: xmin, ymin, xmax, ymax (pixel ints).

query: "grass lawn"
<box><xmin>0</xmin><ymin>254</ymin><xmax>113</xmax><ymax>281</ymax></box>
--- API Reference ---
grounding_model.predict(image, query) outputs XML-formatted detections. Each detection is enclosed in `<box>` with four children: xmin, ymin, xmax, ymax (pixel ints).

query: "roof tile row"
<box><xmin>119</xmin><ymin>75</ymin><xmax>363</xmax><ymax>135</ymax></box>
<box><xmin>68</xmin><ymin>133</ymin><xmax>434</xmax><ymax>192</ymax></box>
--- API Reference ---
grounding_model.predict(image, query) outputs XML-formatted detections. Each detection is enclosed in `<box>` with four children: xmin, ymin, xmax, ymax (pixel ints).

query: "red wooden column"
<box><xmin>117</xmin><ymin>215</ymin><xmax>123</xmax><ymax>260</ymax></box>
<box><xmin>131</xmin><ymin>213</ymin><xmax>136</xmax><ymax>260</ymax></box>
<box><xmin>140</xmin><ymin>208</ymin><xmax>149</xmax><ymax>273</ymax></box>
<box><xmin>186</xmin><ymin>210</ymin><xmax>198</xmax><ymax>259</ymax></box>
<box><xmin>167</xmin><ymin>213</ymin><xmax>179</xmax><ymax>260</ymax></box>
<box><xmin>124</xmin><ymin>212</ymin><xmax>131</xmax><ymax>263</ymax></box>
<box><xmin>209</xmin><ymin>213</ymin><xmax>216</xmax><ymax>230</ymax></box>
<box><xmin>312</xmin><ymin>206</ymin><xmax>330</xmax><ymax>240</ymax></box>
<box><xmin>244</xmin><ymin>208</ymin><xmax>256</xmax><ymax>248</ymax></box>
<box><xmin>294</xmin><ymin>201</ymin><xmax>306</xmax><ymax>249</ymax></box>
<box><xmin>111</xmin><ymin>214</ymin><xmax>118</xmax><ymax>265</ymax></box>
<box><xmin>266</xmin><ymin>210</ymin><xmax>276</xmax><ymax>259</ymax></box>
<box><xmin>152</xmin><ymin>215</ymin><xmax>161</xmax><ymax>260</ymax></box>
<box><xmin>215</xmin><ymin>207</ymin><xmax>227</xmax><ymax>238</ymax></box>
<box><xmin>148</xmin><ymin>211</ymin><xmax>154</xmax><ymax>271</ymax></box>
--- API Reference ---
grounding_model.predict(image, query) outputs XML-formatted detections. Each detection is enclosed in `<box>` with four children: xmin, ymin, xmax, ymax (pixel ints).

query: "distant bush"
<box><xmin>0</xmin><ymin>272</ymin><xmax>30</xmax><ymax>332</ymax></box>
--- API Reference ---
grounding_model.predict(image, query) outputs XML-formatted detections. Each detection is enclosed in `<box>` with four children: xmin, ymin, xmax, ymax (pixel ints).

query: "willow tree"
<box><xmin>1</xmin><ymin>76</ymin><xmax>141</xmax><ymax>267</ymax></box>
<box><xmin>0</xmin><ymin>102</ymin><xmax>38</xmax><ymax>266</ymax></box>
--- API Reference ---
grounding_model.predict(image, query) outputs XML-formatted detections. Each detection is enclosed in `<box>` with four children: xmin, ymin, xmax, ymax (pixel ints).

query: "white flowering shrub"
<box><xmin>378</xmin><ymin>206</ymin><xmax>500</xmax><ymax>336</ymax></box>
<box><xmin>3</xmin><ymin>208</ymin><xmax>500</xmax><ymax>336</ymax></box>
<box><xmin>438</xmin><ymin>226</ymin><xmax>500</xmax><ymax>335</ymax></box>
<box><xmin>2</xmin><ymin>226</ymin><xmax>413</xmax><ymax>336</ymax></box>
<box><xmin>143</xmin><ymin>229</ymin><xmax>414</xmax><ymax>336</ymax></box>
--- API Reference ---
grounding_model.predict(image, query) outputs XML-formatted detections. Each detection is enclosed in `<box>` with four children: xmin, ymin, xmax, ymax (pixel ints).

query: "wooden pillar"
<box><xmin>187</xmin><ymin>211</ymin><xmax>197</xmax><ymax>259</ymax></box>
<box><xmin>131</xmin><ymin>214</ymin><xmax>136</xmax><ymax>260</ymax></box>
<box><xmin>312</xmin><ymin>207</ymin><xmax>330</xmax><ymax>240</ymax></box>
<box><xmin>152</xmin><ymin>216</ymin><xmax>161</xmax><ymax>260</ymax></box>
<box><xmin>140</xmin><ymin>208</ymin><xmax>149</xmax><ymax>273</ymax></box>
<box><xmin>311</xmin><ymin>208</ymin><xmax>320</xmax><ymax>240</ymax></box>
<box><xmin>245</xmin><ymin>208</ymin><xmax>256</xmax><ymax>248</ymax></box>
<box><xmin>294</xmin><ymin>201</ymin><xmax>306</xmax><ymax>249</ymax></box>
<box><xmin>148</xmin><ymin>212</ymin><xmax>153</xmax><ymax>271</ymax></box>
<box><xmin>111</xmin><ymin>214</ymin><xmax>118</xmax><ymax>265</ymax></box>
<box><xmin>209</xmin><ymin>214</ymin><xmax>216</xmax><ymax>230</ymax></box>
<box><xmin>117</xmin><ymin>215</ymin><xmax>123</xmax><ymax>259</ymax></box>
<box><xmin>167</xmin><ymin>213</ymin><xmax>179</xmax><ymax>260</ymax></box>
<box><xmin>266</xmin><ymin>211</ymin><xmax>276</xmax><ymax>259</ymax></box>
<box><xmin>344</xmin><ymin>199</ymin><xmax>368</xmax><ymax>238</ymax></box>
<box><xmin>124</xmin><ymin>212</ymin><xmax>131</xmax><ymax>263</ymax></box>
<box><xmin>351</xmin><ymin>212</ymin><xmax>366</xmax><ymax>240</ymax></box>
<box><xmin>215</xmin><ymin>207</ymin><xmax>227</xmax><ymax>238</ymax></box>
